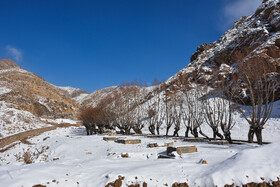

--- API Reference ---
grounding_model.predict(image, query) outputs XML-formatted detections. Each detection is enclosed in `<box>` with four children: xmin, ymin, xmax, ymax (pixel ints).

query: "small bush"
<box><xmin>23</xmin><ymin>151</ymin><xmax>33</xmax><ymax>164</ymax></box>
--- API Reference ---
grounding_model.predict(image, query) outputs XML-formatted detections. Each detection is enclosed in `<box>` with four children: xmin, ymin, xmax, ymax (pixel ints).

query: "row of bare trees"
<box><xmin>79</xmin><ymin>68</ymin><xmax>278</xmax><ymax>145</ymax></box>
<box><xmin>79</xmin><ymin>82</ymin><xmax>234</xmax><ymax>140</ymax></box>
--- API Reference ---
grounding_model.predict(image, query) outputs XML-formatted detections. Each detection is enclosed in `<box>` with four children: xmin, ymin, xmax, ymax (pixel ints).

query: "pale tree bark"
<box><xmin>239</xmin><ymin>68</ymin><xmax>277</xmax><ymax>145</ymax></box>
<box><xmin>172</xmin><ymin>95</ymin><xmax>183</xmax><ymax>137</ymax></box>
<box><xmin>185</xmin><ymin>86</ymin><xmax>209</xmax><ymax>139</ymax></box>
<box><xmin>203</xmin><ymin>90</ymin><xmax>224</xmax><ymax>140</ymax></box>
<box><xmin>220</xmin><ymin>89</ymin><xmax>236</xmax><ymax>144</ymax></box>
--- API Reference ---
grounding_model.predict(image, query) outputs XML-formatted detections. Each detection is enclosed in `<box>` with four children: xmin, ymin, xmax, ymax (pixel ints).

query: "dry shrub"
<box><xmin>14</xmin><ymin>146</ymin><xmax>50</xmax><ymax>164</ymax></box>
<box><xmin>23</xmin><ymin>151</ymin><xmax>33</xmax><ymax>164</ymax></box>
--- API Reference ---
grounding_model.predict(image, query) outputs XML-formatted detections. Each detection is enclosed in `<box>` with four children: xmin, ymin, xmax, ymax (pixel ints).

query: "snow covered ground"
<box><xmin>0</xmin><ymin>101</ymin><xmax>51</xmax><ymax>138</ymax></box>
<box><xmin>0</xmin><ymin>124</ymin><xmax>279</xmax><ymax>187</ymax></box>
<box><xmin>40</xmin><ymin>118</ymin><xmax>78</xmax><ymax>125</ymax></box>
<box><xmin>0</xmin><ymin>97</ymin><xmax>279</xmax><ymax>186</ymax></box>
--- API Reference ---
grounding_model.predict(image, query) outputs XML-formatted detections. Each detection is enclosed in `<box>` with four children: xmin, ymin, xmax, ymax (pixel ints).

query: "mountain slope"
<box><xmin>56</xmin><ymin>86</ymin><xmax>89</xmax><ymax>104</ymax></box>
<box><xmin>167</xmin><ymin>0</ymin><xmax>280</xmax><ymax>97</ymax></box>
<box><xmin>0</xmin><ymin>59</ymin><xmax>80</xmax><ymax>119</ymax></box>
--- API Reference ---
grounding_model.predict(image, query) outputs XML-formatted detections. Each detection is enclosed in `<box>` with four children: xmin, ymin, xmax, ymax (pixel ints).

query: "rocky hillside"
<box><xmin>0</xmin><ymin>59</ymin><xmax>80</xmax><ymax>119</ymax></box>
<box><xmin>167</xmin><ymin>0</ymin><xmax>280</xmax><ymax>98</ymax></box>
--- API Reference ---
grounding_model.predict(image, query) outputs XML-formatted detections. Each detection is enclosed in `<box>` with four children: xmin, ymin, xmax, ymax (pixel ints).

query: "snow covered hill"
<box><xmin>0</xmin><ymin>101</ymin><xmax>51</xmax><ymax>138</ymax></box>
<box><xmin>0</xmin><ymin>59</ymin><xmax>79</xmax><ymax>119</ymax></box>
<box><xmin>81</xmin><ymin>86</ymin><xmax>121</xmax><ymax>107</ymax></box>
<box><xmin>0</xmin><ymin>59</ymin><xmax>80</xmax><ymax>137</ymax></box>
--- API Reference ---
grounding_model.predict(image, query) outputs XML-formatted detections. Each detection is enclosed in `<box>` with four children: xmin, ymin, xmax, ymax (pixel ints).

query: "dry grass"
<box><xmin>0</xmin><ymin>69</ymin><xmax>80</xmax><ymax>118</ymax></box>
<box><xmin>23</xmin><ymin>151</ymin><xmax>33</xmax><ymax>164</ymax></box>
<box><xmin>14</xmin><ymin>146</ymin><xmax>50</xmax><ymax>164</ymax></box>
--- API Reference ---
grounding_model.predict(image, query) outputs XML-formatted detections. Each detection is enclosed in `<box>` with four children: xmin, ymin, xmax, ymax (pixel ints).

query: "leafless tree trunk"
<box><xmin>203</xmin><ymin>90</ymin><xmax>224</xmax><ymax>140</ymax></box>
<box><xmin>176</xmin><ymin>72</ymin><xmax>210</xmax><ymax>139</ymax></box>
<box><xmin>219</xmin><ymin>89</ymin><xmax>236</xmax><ymax>144</ymax></box>
<box><xmin>147</xmin><ymin>107</ymin><xmax>157</xmax><ymax>135</ymax></box>
<box><xmin>239</xmin><ymin>71</ymin><xmax>277</xmax><ymax>145</ymax></box>
<box><xmin>184</xmin><ymin>86</ymin><xmax>209</xmax><ymax>139</ymax></box>
<box><xmin>156</xmin><ymin>115</ymin><xmax>163</xmax><ymax>135</ymax></box>
<box><xmin>164</xmin><ymin>90</ymin><xmax>175</xmax><ymax>136</ymax></box>
<box><xmin>182</xmin><ymin>91</ymin><xmax>192</xmax><ymax>137</ymax></box>
<box><xmin>146</xmin><ymin>93</ymin><xmax>162</xmax><ymax>135</ymax></box>
<box><xmin>172</xmin><ymin>95</ymin><xmax>183</xmax><ymax>137</ymax></box>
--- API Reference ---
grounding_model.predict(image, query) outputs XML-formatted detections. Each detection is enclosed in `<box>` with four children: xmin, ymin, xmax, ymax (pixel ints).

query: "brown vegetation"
<box><xmin>0</xmin><ymin>59</ymin><xmax>80</xmax><ymax>119</ymax></box>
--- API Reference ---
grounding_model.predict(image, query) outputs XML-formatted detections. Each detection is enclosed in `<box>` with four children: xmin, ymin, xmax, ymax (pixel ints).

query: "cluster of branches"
<box><xmin>79</xmin><ymin>83</ymin><xmax>147</xmax><ymax>135</ymax></box>
<box><xmin>202</xmin><ymin>88</ymin><xmax>236</xmax><ymax>143</ymax></box>
<box><xmin>236</xmin><ymin>62</ymin><xmax>279</xmax><ymax>145</ymax></box>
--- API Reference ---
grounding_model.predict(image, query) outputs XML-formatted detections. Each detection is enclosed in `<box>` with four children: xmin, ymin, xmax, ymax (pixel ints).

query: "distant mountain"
<box><xmin>81</xmin><ymin>86</ymin><xmax>122</xmax><ymax>107</ymax></box>
<box><xmin>0</xmin><ymin>59</ymin><xmax>80</xmax><ymax>119</ymax></box>
<box><xmin>56</xmin><ymin>86</ymin><xmax>89</xmax><ymax>104</ymax></box>
<box><xmin>80</xmin><ymin>85</ymin><xmax>158</xmax><ymax>108</ymax></box>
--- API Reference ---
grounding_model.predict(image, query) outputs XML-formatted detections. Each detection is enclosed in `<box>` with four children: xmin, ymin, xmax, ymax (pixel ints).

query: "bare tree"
<box><xmin>112</xmin><ymin>83</ymin><xmax>146</xmax><ymax>135</ymax></box>
<box><xmin>129</xmin><ymin>85</ymin><xmax>147</xmax><ymax>134</ymax></box>
<box><xmin>184</xmin><ymin>87</ymin><xmax>209</xmax><ymax>139</ymax></box>
<box><xmin>147</xmin><ymin>102</ymin><xmax>158</xmax><ymax>135</ymax></box>
<box><xmin>154</xmin><ymin>94</ymin><xmax>164</xmax><ymax>135</ymax></box>
<box><xmin>172</xmin><ymin>94</ymin><xmax>183</xmax><ymax>137</ymax></box>
<box><xmin>155</xmin><ymin>113</ymin><xmax>164</xmax><ymax>135</ymax></box>
<box><xmin>203</xmin><ymin>90</ymin><xmax>224</xmax><ymax>140</ymax></box>
<box><xmin>219</xmin><ymin>89</ymin><xmax>236</xmax><ymax>143</ymax></box>
<box><xmin>239</xmin><ymin>72</ymin><xmax>277</xmax><ymax>145</ymax></box>
<box><xmin>112</xmin><ymin>87</ymin><xmax>133</xmax><ymax>135</ymax></box>
<box><xmin>79</xmin><ymin>107</ymin><xmax>97</xmax><ymax>135</ymax></box>
<box><xmin>164</xmin><ymin>89</ymin><xmax>175</xmax><ymax>136</ymax></box>
<box><xmin>182</xmin><ymin>91</ymin><xmax>192</xmax><ymax>137</ymax></box>
<box><xmin>132</xmin><ymin>104</ymin><xmax>145</xmax><ymax>134</ymax></box>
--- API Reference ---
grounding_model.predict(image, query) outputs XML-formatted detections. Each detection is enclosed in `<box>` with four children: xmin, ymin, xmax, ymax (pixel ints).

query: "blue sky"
<box><xmin>0</xmin><ymin>0</ymin><xmax>262</xmax><ymax>92</ymax></box>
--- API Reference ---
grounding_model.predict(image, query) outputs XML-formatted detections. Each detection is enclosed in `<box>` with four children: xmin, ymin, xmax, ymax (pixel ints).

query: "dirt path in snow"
<box><xmin>0</xmin><ymin>122</ymin><xmax>82</xmax><ymax>151</ymax></box>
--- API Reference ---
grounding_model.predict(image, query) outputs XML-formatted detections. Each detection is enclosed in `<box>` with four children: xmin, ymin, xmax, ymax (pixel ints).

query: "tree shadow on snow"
<box><xmin>199</xmin><ymin>144</ymin><xmax>256</xmax><ymax>151</ymax></box>
<box><xmin>70</xmin><ymin>126</ymin><xmax>87</xmax><ymax>136</ymax></box>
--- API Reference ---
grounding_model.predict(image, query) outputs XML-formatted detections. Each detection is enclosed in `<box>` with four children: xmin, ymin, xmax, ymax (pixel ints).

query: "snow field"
<box><xmin>0</xmin><ymin>126</ymin><xmax>279</xmax><ymax>187</ymax></box>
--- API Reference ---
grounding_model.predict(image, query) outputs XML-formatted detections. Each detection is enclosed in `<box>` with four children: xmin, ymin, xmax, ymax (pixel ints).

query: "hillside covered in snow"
<box><xmin>0</xmin><ymin>59</ymin><xmax>80</xmax><ymax>137</ymax></box>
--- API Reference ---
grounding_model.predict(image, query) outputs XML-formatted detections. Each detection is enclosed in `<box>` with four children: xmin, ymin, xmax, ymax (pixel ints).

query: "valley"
<box><xmin>0</xmin><ymin>0</ymin><xmax>280</xmax><ymax>186</ymax></box>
